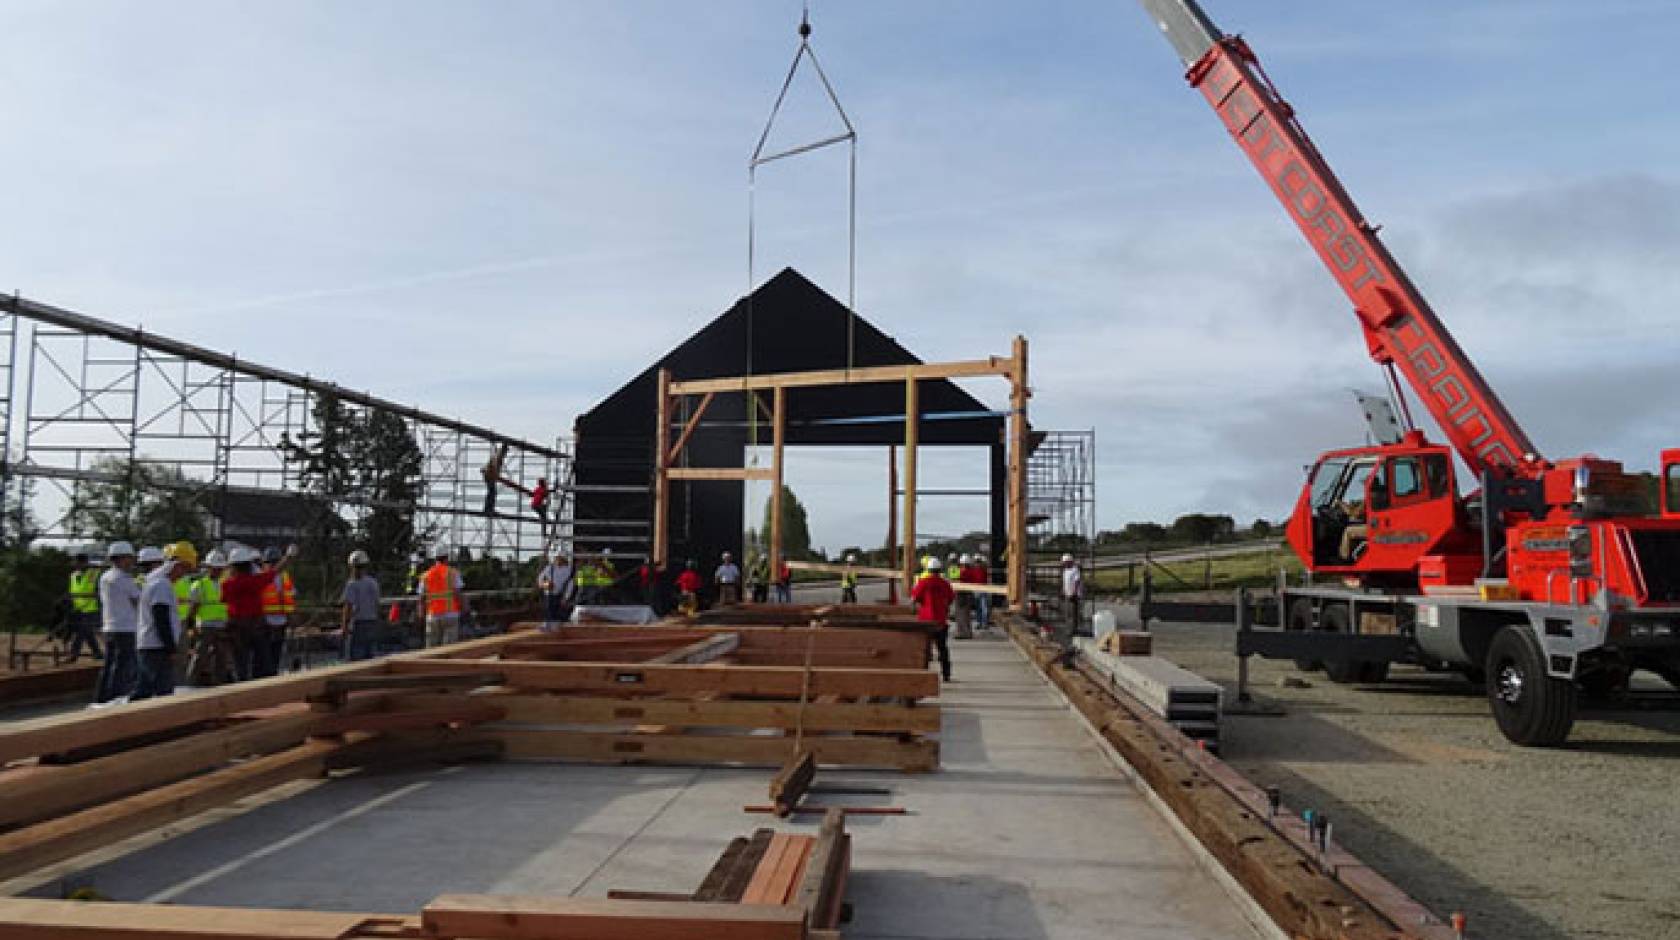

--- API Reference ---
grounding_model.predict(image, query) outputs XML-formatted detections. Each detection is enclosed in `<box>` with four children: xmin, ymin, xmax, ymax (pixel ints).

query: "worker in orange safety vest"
<box><xmin>420</xmin><ymin>546</ymin><xmax>465</xmax><ymax>648</ymax></box>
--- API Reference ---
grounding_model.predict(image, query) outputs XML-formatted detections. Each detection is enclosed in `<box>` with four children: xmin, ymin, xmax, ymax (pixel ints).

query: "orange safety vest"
<box><xmin>261</xmin><ymin>572</ymin><xmax>296</xmax><ymax>616</ymax></box>
<box><xmin>422</xmin><ymin>563</ymin><xmax>460</xmax><ymax>616</ymax></box>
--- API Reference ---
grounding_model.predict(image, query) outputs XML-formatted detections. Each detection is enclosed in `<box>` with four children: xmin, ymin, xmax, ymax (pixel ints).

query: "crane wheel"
<box><xmin>1486</xmin><ymin>625</ymin><xmax>1576</xmax><ymax>746</ymax></box>
<box><xmin>1319</xmin><ymin>604</ymin><xmax>1367</xmax><ymax>684</ymax></box>
<box><xmin>1286</xmin><ymin>598</ymin><xmax>1323</xmax><ymax>672</ymax></box>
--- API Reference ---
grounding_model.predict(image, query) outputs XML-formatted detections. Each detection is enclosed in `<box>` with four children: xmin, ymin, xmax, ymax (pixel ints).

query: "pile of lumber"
<box><xmin>0</xmin><ymin>810</ymin><xmax>855</xmax><ymax>939</ymax></box>
<box><xmin>412</xmin><ymin>623</ymin><xmax>941</xmax><ymax>772</ymax></box>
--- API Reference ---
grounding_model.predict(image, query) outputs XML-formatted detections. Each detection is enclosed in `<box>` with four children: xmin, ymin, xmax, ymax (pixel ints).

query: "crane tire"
<box><xmin>1286</xmin><ymin>597</ymin><xmax>1323</xmax><ymax>672</ymax></box>
<box><xmin>1486</xmin><ymin>625</ymin><xmax>1577</xmax><ymax>746</ymax></box>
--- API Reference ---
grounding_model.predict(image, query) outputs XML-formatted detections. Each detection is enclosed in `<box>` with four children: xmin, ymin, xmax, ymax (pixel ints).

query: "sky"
<box><xmin>3</xmin><ymin>0</ymin><xmax>1679</xmax><ymax>553</ymax></box>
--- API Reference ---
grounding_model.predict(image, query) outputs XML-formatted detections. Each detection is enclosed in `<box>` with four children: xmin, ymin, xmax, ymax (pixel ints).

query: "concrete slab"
<box><xmin>25</xmin><ymin>634</ymin><xmax>1272</xmax><ymax>939</ymax></box>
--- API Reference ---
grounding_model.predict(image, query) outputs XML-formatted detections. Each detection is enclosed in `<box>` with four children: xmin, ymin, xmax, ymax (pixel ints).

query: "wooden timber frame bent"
<box><xmin>654</xmin><ymin>338</ymin><xmax>1032</xmax><ymax>609</ymax></box>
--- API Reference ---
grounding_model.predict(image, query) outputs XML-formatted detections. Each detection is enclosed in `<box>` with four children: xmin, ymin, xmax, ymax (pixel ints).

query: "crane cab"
<box><xmin>1286</xmin><ymin>434</ymin><xmax>1474</xmax><ymax>587</ymax></box>
<box><xmin>1664</xmin><ymin>449</ymin><xmax>1680</xmax><ymax>518</ymax></box>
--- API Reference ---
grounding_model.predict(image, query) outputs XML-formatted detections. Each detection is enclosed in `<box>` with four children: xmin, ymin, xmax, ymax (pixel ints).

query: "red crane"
<box><xmin>1134</xmin><ymin>0</ymin><xmax>1680</xmax><ymax>744</ymax></box>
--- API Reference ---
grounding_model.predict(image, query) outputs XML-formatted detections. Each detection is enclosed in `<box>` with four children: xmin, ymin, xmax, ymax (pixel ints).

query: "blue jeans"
<box><xmin>132</xmin><ymin>648</ymin><xmax>175</xmax><ymax>700</ymax></box>
<box><xmin>345</xmin><ymin>620</ymin><xmax>379</xmax><ymax>661</ymax></box>
<box><xmin>976</xmin><ymin>594</ymin><xmax>991</xmax><ymax>627</ymax></box>
<box><xmin>95</xmin><ymin>633</ymin><xmax>137</xmax><ymax>703</ymax></box>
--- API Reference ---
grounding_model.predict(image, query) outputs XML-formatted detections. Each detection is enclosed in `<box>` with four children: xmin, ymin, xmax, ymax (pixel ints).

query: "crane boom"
<box><xmin>1134</xmin><ymin>0</ymin><xmax>1542</xmax><ymax>480</ymax></box>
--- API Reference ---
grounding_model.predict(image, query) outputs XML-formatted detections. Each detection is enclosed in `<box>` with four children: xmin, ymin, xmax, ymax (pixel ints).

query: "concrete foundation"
<box><xmin>25</xmin><ymin>636</ymin><xmax>1271</xmax><ymax>939</ymax></box>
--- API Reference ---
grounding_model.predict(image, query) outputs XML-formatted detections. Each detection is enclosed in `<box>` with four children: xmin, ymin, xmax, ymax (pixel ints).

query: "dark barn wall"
<box><xmin>575</xmin><ymin>267</ymin><xmax>1006</xmax><ymax>571</ymax></box>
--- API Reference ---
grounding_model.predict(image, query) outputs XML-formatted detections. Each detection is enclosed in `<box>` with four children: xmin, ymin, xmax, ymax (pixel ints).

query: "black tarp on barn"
<box><xmin>573</xmin><ymin>268</ymin><xmax>1008</xmax><ymax>570</ymax></box>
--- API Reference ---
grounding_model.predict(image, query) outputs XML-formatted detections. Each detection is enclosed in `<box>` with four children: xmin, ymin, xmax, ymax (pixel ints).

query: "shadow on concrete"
<box><xmin>1251</xmin><ymin>765</ymin><xmax>1573</xmax><ymax>940</ymax></box>
<box><xmin>32</xmin><ymin>762</ymin><xmax>729</xmax><ymax>913</ymax></box>
<box><xmin>844</xmin><ymin>869</ymin><xmax>1050</xmax><ymax>940</ymax></box>
<box><xmin>1222</xmin><ymin>707</ymin><xmax>1414</xmax><ymax>765</ymax></box>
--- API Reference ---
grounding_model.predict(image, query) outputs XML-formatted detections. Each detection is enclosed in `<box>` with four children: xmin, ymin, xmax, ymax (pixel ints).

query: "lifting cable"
<box><xmin>745</xmin><ymin>1</ymin><xmax>859</xmax><ymax>457</ymax></box>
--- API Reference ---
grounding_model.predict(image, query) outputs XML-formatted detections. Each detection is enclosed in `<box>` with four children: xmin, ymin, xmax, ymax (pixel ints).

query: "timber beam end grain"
<box><xmin>420</xmin><ymin>894</ymin><xmax>807</xmax><ymax>940</ymax></box>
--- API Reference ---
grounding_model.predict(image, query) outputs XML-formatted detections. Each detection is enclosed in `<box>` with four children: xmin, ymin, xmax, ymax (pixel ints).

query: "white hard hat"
<box><xmin>976</xmin><ymin>555</ymin><xmax>988</xmax><ymax>565</ymax></box>
<box><xmin>924</xmin><ymin>555</ymin><xmax>941</xmax><ymax>571</ymax></box>
<box><xmin>721</xmin><ymin>551</ymin><xmax>732</xmax><ymax>560</ymax></box>
<box><xmin>137</xmin><ymin>546</ymin><xmax>164</xmax><ymax>564</ymax></box>
<box><xmin>845</xmin><ymin>554</ymin><xmax>857</xmax><ymax>563</ymax></box>
<box><xmin>107</xmin><ymin>540</ymin><xmax>135</xmax><ymax>558</ymax></box>
<box><xmin>602</xmin><ymin>547</ymin><xmax>613</xmax><ymax>556</ymax></box>
<box><xmin>958</xmin><ymin>554</ymin><xmax>972</xmax><ymax>565</ymax></box>
<box><xmin>228</xmin><ymin>546</ymin><xmax>258</xmax><ymax>565</ymax></box>
<box><xmin>1061</xmin><ymin>553</ymin><xmax>1074</xmax><ymax>563</ymax></box>
<box><xmin>348</xmin><ymin>549</ymin><xmax>371</xmax><ymax>566</ymax></box>
<box><xmin>434</xmin><ymin>545</ymin><xmax>449</xmax><ymax>558</ymax></box>
<box><xmin>205</xmin><ymin>549</ymin><xmax>228</xmax><ymax>567</ymax></box>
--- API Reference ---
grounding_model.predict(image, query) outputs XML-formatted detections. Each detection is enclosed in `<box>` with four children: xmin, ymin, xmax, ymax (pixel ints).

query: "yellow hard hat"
<box><xmin>164</xmin><ymin>541</ymin><xmax>199</xmax><ymax>568</ymax></box>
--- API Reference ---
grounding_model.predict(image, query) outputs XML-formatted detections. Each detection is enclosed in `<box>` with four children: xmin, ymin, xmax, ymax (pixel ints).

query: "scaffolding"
<box><xmin>1025</xmin><ymin>429</ymin><xmax>1097</xmax><ymax>603</ymax></box>
<box><xmin>0</xmin><ymin>293</ymin><xmax>636</xmax><ymax>562</ymax></box>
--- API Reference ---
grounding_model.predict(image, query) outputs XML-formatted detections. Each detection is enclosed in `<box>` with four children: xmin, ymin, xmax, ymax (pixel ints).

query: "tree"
<box><xmin>1251</xmin><ymin>518</ymin><xmax>1274</xmax><ymax>538</ymax></box>
<box><xmin>281</xmin><ymin>394</ymin><xmax>357</xmax><ymax>600</ymax></box>
<box><xmin>66</xmin><ymin>458</ymin><xmax>209</xmax><ymax>548</ymax></box>
<box><xmin>0</xmin><ymin>546</ymin><xmax>71</xmax><ymax>634</ymax></box>
<box><xmin>355</xmin><ymin>410</ymin><xmax>425</xmax><ymax>588</ymax></box>
<box><xmin>1170</xmin><ymin>513</ymin><xmax>1235</xmax><ymax>544</ymax></box>
<box><xmin>0</xmin><ymin>471</ymin><xmax>39</xmax><ymax>549</ymax></box>
<box><xmin>760</xmin><ymin>485</ymin><xmax>813</xmax><ymax>561</ymax></box>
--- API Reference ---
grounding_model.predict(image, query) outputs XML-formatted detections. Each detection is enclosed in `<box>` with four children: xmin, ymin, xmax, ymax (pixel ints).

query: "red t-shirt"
<box><xmin>676</xmin><ymin>570</ymin><xmax>703</xmax><ymax>593</ymax></box>
<box><xmin>530</xmin><ymin>481</ymin><xmax>549</xmax><ymax>510</ymax></box>
<box><xmin>911</xmin><ymin>574</ymin><xmax>954</xmax><ymax>624</ymax></box>
<box><xmin>222</xmin><ymin>570</ymin><xmax>273</xmax><ymax>619</ymax></box>
<box><xmin>961</xmin><ymin>564</ymin><xmax>987</xmax><ymax>585</ymax></box>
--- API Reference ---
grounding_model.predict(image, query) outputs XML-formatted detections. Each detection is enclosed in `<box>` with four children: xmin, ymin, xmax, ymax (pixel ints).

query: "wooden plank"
<box><xmin>483</xmin><ymin>728</ymin><xmax>938</xmax><ymax>772</ymax></box>
<box><xmin>501</xmin><ymin>635</ymin><xmax>711</xmax><ymax>654</ymax></box>
<box><xmin>389</xmin><ymin>658</ymin><xmax>939</xmax><ymax>699</ymax></box>
<box><xmin>667</xmin><ymin>467</ymin><xmax>775</xmax><ymax>482</ymax></box>
<box><xmin>322</xmin><ymin>671</ymin><xmax>505</xmax><ymax>695</ymax></box>
<box><xmin>476</xmin><ymin>695</ymin><xmax>939</xmax><ymax>733</ymax></box>
<box><xmin>419</xmin><ymin>895</ymin><xmax>806</xmax><ymax>940</ymax></box>
<box><xmin>0</xmin><ymin>898</ymin><xmax>419</xmax><ymax>939</ymax></box>
<box><xmin>312</xmin><ymin>701</ymin><xmax>506</xmax><ymax>736</ymax></box>
<box><xmin>645</xmin><ymin>633</ymin><xmax>740</xmax><ymax>665</ymax></box>
<box><xmin>902</xmin><ymin>375</ymin><xmax>918</xmax><ymax>593</ymax></box>
<box><xmin>0</xmin><ymin>710</ymin><xmax>314</xmax><ymax>830</ymax></box>
<box><xmin>794</xmin><ymin>810</ymin><xmax>848</xmax><ymax>928</ymax></box>
<box><xmin>713</xmin><ymin>829</ymin><xmax>775</xmax><ymax>903</ymax></box>
<box><xmin>769</xmin><ymin>750</ymin><xmax>816</xmax><ymax>816</ymax></box>
<box><xmin>0</xmin><ymin>738</ymin><xmax>350</xmax><ymax>882</ymax></box>
<box><xmin>688</xmin><ymin>835</ymin><xmax>748</xmax><ymax>902</ymax></box>
<box><xmin>743</xmin><ymin>804</ymin><xmax>906</xmax><ymax>816</ymax></box>
<box><xmin>669</xmin><ymin>357</ymin><xmax>1013</xmax><ymax>395</ymax></box>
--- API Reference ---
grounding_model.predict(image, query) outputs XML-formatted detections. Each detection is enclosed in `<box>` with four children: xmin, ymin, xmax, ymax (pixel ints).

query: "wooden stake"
<box><xmin>654</xmin><ymin>368</ymin><xmax>671</xmax><ymax>568</ymax></box>
<box><xmin>1007</xmin><ymin>335</ymin><xmax>1030</xmax><ymax>610</ymax></box>
<box><xmin>902</xmin><ymin>377</ymin><xmax>919</xmax><ymax>594</ymax></box>
<box><xmin>769</xmin><ymin>385</ymin><xmax>786</xmax><ymax>583</ymax></box>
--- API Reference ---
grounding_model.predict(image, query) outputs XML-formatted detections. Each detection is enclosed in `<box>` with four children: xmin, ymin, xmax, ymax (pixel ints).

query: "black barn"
<box><xmin>572</xmin><ymin>268</ymin><xmax>1008</xmax><ymax>570</ymax></box>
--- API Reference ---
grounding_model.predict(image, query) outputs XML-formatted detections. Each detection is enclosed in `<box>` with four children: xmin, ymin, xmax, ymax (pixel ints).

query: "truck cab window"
<box><xmin>1310</xmin><ymin>458</ymin><xmax>1350</xmax><ymax>509</ymax></box>
<box><xmin>1389</xmin><ymin>458</ymin><xmax>1421</xmax><ymax>499</ymax></box>
<box><xmin>1668</xmin><ymin>464</ymin><xmax>1680</xmax><ymax>515</ymax></box>
<box><xmin>1424</xmin><ymin>454</ymin><xmax>1451</xmax><ymax>498</ymax></box>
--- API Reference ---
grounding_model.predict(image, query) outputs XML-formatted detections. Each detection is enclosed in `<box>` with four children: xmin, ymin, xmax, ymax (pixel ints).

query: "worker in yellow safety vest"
<box><xmin>840</xmin><ymin>554</ymin><xmax>859</xmax><ymax>604</ymax></box>
<box><xmin>185</xmin><ymin>550</ymin><xmax>238</xmax><ymax>685</ymax></box>
<box><xmin>65</xmin><ymin>552</ymin><xmax>104</xmax><ymax>663</ymax></box>
<box><xmin>420</xmin><ymin>546</ymin><xmax>464</xmax><ymax>647</ymax></box>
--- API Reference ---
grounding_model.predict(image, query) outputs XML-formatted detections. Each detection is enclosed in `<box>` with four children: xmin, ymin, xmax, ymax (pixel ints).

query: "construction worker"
<box><xmin>950</xmin><ymin>554</ymin><xmax>973</xmax><ymax>639</ymax></box>
<box><xmin>964</xmin><ymin>555</ymin><xmax>991</xmax><ymax>630</ymax></box>
<box><xmin>530</xmin><ymin>477</ymin><xmax>551</xmax><ymax>536</ymax></box>
<box><xmin>747</xmin><ymin>552</ymin><xmax>769</xmax><ymax>604</ymax></box>
<box><xmin>258</xmin><ymin>547</ymin><xmax>296</xmax><ymax>678</ymax></box>
<box><xmin>536</xmin><ymin>549</ymin><xmax>576</xmax><ymax>629</ymax></box>
<box><xmin>596</xmin><ymin>547</ymin><xmax>619</xmax><ymax>604</ymax></box>
<box><xmin>65</xmin><ymin>552</ymin><xmax>104</xmax><ymax>664</ymax></box>
<box><xmin>481</xmin><ymin>444</ymin><xmax>508</xmax><ymax>515</ymax></box>
<box><xmin>220</xmin><ymin>545</ymin><xmax>294</xmax><ymax>680</ymax></box>
<box><xmin>713</xmin><ymin>552</ymin><xmax>741</xmax><ymax>606</ymax></box>
<box><xmin>1060</xmin><ymin>553</ymin><xmax>1084</xmax><ymax>651</ymax></box>
<box><xmin>185</xmin><ymin>550</ymin><xmax>238</xmax><ymax>686</ymax></box>
<box><xmin>340</xmin><ymin>550</ymin><xmax>382</xmax><ymax>661</ymax></box>
<box><xmin>94</xmin><ymin>542</ymin><xmax>140</xmax><ymax>703</ymax></box>
<box><xmin>136</xmin><ymin>545</ymin><xmax>164</xmax><ymax>577</ymax></box>
<box><xmin>420</xmin><ymin>546</ymin><xmax>466</xmax><ymax>647</ymax></box>
<box><xmin>134</xmin><ymin>542</ymin><xmax>196</xmax><ymax>700</ymax></box>
<box><xmin>773</xmin><ymin>558</ymin><xmax>793</xmax><ymax>604</ymax></box>
<box><xmin>911</xmin><ymin>556</ymin><xmax>955</xmax><ymax>682</ymax></box>
<box><xmin>675</xmin><ymin>560</ymin><xmax>703</xmax><ymax>616</ymax></box>
<box><xmin>634</xmin><ymin>558</ymin><xmax>661</xmax><ymax>612</ymax></box>
<box><xmin>840</xmin><ymin>554</ymin><xmax>859</xmax><ymax>604</ymax></box>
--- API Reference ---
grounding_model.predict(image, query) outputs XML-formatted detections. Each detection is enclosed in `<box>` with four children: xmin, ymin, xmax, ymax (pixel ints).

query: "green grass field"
<box><xmin>1090</xmin><ymin>547</ymin><xmax>1303</xmax><ymax>596</ymax></box>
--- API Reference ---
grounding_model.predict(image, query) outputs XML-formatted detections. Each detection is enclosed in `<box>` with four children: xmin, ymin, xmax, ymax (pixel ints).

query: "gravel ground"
<box><xmin>1100</xmin><ymin>603</ymin><xmax>1680</xmax><ymax>940</ymax></box>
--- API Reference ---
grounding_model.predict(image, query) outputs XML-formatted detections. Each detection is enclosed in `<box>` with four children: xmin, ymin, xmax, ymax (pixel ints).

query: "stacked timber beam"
<box><xmin>416</xmin><ymin>622</ymin><xmax>940</xmax><ymax>772</ymax></box>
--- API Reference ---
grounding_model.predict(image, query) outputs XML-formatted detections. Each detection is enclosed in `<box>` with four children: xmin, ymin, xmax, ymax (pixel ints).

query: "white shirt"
<box><xmin>715</xmin><ymin>563</ymin><xmax>742</xmax><ymax>585</ymax></box>
<box><xmin>136</xmin><ymin>568</ymin><xmax>182</xmax><ymax>651</ymax></box>
<box><xmin>98</xmin><ymin>567</ymin><xmax>141</xmax><ymax>634</ymax></box>
<box><xmin>1062</xmin><ymin>565</ymin><xmax>1083</xmax><ymax>599</ymax></box>
<box><xmin>537</xmin><ymin>563</ymin><xmax>574</xmax><ymax>598</ymax></box>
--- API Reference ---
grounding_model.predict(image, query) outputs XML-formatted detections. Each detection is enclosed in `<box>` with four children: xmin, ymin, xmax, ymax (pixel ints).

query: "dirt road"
<box><xmin>1109</xmin><ymin>607</ymin><xmax>1680</xmax><ymax>940</ymax></box>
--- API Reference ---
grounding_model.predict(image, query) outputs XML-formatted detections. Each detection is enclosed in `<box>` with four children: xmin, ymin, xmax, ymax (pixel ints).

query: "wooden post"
<box><xmin>886</xmin><ymin>445</ymin><xmax>899</xmax><ymax>605</ymax></box>
<box><xmin>653</xmin><ymin>369</ymin><xmax>671</xmax><ymax>568</ymax></box>
<box><xmin>770</xmin><ymin>386</ymin><xmax>787</xmax><ymax>585</ymax></box>
<box><xmin>1007</xmin><ymin>336</ymin><xmax>1029</xmax><ymax>610</ymax></box>
<box><xmin>902</xmin><ymin>378</ymin><xmax>919</xmax><ymax>594</ymax></box>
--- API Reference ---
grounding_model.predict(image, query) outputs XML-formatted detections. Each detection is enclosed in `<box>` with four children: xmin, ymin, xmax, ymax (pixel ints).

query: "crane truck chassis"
<box><xmin>1132</xmin><ymin>0</ymin><xmax>1680</xmax><ymax>746</ymax></box>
